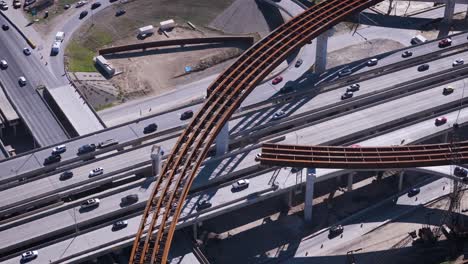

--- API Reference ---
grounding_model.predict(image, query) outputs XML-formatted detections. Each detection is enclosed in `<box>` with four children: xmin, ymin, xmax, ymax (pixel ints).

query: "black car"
<box><xmin>338</xmin><ymin>69</ymin><xmax>352</xmax><ymax>77</ymax></box>
<box><xmin>143</xmin><ymin>123</ymin><xmax>158</xmax><ymax>134</ymax></box>
<box><xmin>279</xmin><ymin>85</ymin><xmax>294</xmax><ymax>94</ymax></box>
<box><xmin>401</xmin><ymin>50</ymin><xmax>413</xmax><ymax>58</ymax></box>
<box><xmin>347</xmin><ymin>83</ymin><xmax>360</xmax><ymax>92</ymax></box>
<box><xmin>417</xmin><ymin>64</ymin><xmax>429</xmax><ymax>72</ymax></box>
<box><xmin>77</xmin><ymin>143</ymin><xmax>96</xmax><ymax>155</ymax></box>
<box><xmin>109</xmin><ymin>0</ymin><xmax>117</xmax><ymax>2</ymax></box>
<box><xmin>2</xmin><ymin>24</ymin><xmax>9</xmax><ymax>31</ymax></box>
<box><xmin>115</xmin><ymin>9</ymin><xmax>126</xmax><ymax>16</ymax></box>
<box><xmin>180</xmin><ymin>110</ymin><xmax>194</xmax><ymax>120</ymax></box>
<box><xmin>121</xmin><ymin>194</ymin><xmax>139</xmax><ymax>205</ymax></box>
<box><xmin>43</xmin><ymin>154</ymin><xmax>61</xmax><ymax>165</ymax></box>
<box><xmin>91</xmin><ymin>2</ymin><xmax>101</xmax><ymax>9</ymax></box>
<box><xmin>295</xmin><ymin>59</ymin><xmax>303</xmax><ymax>68</ymax></box>
<box><xmin>454</xmin><ymin>166</ymin><xmax>468</xmax><ymax>177</ymax></box>
<box><xmin>59</xmin><ymin>171</ymin><xmax>73</xmax><ymax>180</ymax></box>
<box><xmin>79</xmin><ymin>10</ymin><xmax>88</xmax><ymax>19</ymax></box>
<box><xmin>196</xmin><ymin>199</ymin><xmax>212</xmax><ymax>211</ymax></box>
<box><xmin>329</xmin><ymin>225</ymin><xmax>344</xmax><ymax>238</ymax></box>
<box><xmin>112</xmin><ymin>220</ymin><xmax>128</xmax><ymax>230</ymax></box>
<box><xmin>408</xmin><ymin>187</ymin><xmax>420</xmax><ymax>197</ymax></box>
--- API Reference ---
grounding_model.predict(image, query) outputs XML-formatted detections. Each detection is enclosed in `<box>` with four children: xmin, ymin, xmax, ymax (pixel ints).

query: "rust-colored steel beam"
<box><xmin>258</xmin><ymin>143</ymin><xmax>468</xmax><ymax>169</ymax></box>
<box><xmin>130</xmin><ymin>0</ymin><xmax>385</xmax><ymax>263</ymax></box>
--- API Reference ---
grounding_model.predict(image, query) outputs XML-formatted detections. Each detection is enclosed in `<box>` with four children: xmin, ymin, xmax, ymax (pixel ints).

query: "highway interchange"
<box><xmin>2</xmin><ymin>0</ymin><xmax>468</xmax><ymax>263</ymax></box>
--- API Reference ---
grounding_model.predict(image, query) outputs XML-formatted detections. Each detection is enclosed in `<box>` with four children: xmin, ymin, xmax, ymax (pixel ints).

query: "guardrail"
<box><xmin>98</xmin><ymin>36</ymin><xmax>255</xmax><ymax>55</ymax></box>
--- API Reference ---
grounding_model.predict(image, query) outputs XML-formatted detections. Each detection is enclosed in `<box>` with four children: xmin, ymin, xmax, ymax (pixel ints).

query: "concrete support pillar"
<box><xmin>314</xmin><ymin>30</ymin><xmax>330</xmax><ymax>73</ymax></box>
<box><xmin>193</xmin><ymin>223</ymin><xmax>198</xmax><ymax>240</ymax></box>
<box><xmin>304</xmin><ymin>168</ymin><xmax>316</xmax><ymax>222</ymax></box>
<box><xmin>287</xmin><ymin>189</ymin><xmax>293</xmax><ymax>208</ymax></box>
<box><xmin>347</xmin><ymin>172</ymin><xmax>355</xmax><ymax>192</ymax></box>
<box><xmin>13</xmin><ymin>124</ymin><xmax>16</xmax><ymax>137</ymax></box>
<box><xmin>151</xmin><ymin>145</ymin><xmax>163</xmax><ymax>177</ymax></box>
<box><xmin>443</xmin><ymin>132</ymin><xmax>449</xmax><ymax>143</ymax></box>
<box><xmin>443</xmin><ymin>0</ymin><xmax>455</xmax><ymax>25</ymax></box>
<box><xmin>398</xmin><ymin>171</ymin><xmax>405</xmax><ymax>192</ymax></box>
<box><xmin>216</xmin><ymin>123</ymin><xmax>229</xmax><ymax>156</ymax></box>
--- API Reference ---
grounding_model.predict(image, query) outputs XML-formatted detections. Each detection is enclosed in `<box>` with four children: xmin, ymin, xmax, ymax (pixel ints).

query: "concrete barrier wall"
<box><xmin>99</xmin><ymin>36</ymin><xmax>255</xmax><ymax>55</ymax></box>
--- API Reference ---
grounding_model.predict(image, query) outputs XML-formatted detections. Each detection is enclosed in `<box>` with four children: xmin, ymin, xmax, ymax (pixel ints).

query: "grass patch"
<box><xmin>66</xmin><ymin>41</ymin><xmax>96</xmax><ymax>72</ymax></box>
<box><xmin>95</xmin><ymin>102</ymin><xmax>116</xmax><ymax>111</ymax></box>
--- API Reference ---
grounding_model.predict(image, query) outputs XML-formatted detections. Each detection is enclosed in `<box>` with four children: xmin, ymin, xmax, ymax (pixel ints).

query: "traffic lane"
<box><xmin>287</xmin><ymin>82</ymin><xmax>465</xmax><ymax>145</ymax></box>
<box><xmin>288</xmin><ymin>177</ymin><xmax>452</xmax><ymax>262</ymax></box>
<box><xmin>1</xmin><ymin>167</ymin><xmax>285</xmax><ymax>263</ymax></box>
<box><xmin>353</xmin><ymin>31</ymin><xmax>468</xmax><ymax>74</ymax></box>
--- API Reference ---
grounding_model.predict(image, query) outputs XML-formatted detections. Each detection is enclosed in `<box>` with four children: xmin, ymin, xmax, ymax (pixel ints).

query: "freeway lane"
<box><xmin>3</xmin><ymin>48</ymin><xmax>468</xmax><ymax>212</ymax></box>
<box><xmin>3</xmin><ymin>75</ymin><xmax>468</xmax><ymax>256</ymax></box>
<box><xmin>0</xmin><ymin>16</ymin><xmax>68</xmax><ymax>146</ymax></box>
<box><xmin>3</xmin><ymin>102</ymin><xmax>467</xmax><ymax>263</ymax></box>
<box><xmin>1</xmin><ymin>36</ymin><xmax>467</xmax><ymax>183</ymax></box>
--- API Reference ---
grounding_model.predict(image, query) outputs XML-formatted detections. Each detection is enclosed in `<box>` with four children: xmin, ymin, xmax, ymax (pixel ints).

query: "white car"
<box><xmin>18</xmin><ymin>76</ymin><xmax>26</xmax><ymax>86</ymax></box>
<box><xmin>52</xmin><ymin>144</ymin><xmax>66</xmax><ymax>155</ymax></box>
<box><xmin>23</xmin><ymin>47</ymin><xmax>31</xmax><ymax>56</ymax></box>
<box><xmin>232</xmin><ymin>179</ymin><xmax>250</xmax><ymax>190</ymax></box>
<box><xmin>453</xmin><ymin>58</ymin><xmax>464</xmax><ymax>67</ymax></box>
<box><xmin>0</xmin><ymin>59</ymin><xmax>7</xmax><ymax>69</ymax></box>
<box><xmin>366</xmin><ymin>58</ymin><xmax>378</xmax><ymax>66</ymax></box>
<box><xmin>89</xmin><ymin>167</ymin><xmax>104</xmax><ymax>177</ymax></box>
<box><xmin>21</xmin><ymin>250</ymin><xmax>38</xmax><ymax>261</ymax></box>
<box><xmin>75</xmin><ymin>0</ymin><xmax>87</xmax><ymax>7</ymax></box>
<box><xmin>0</xmin><ymin>1</ymin><xmax>8</xmax><ymax>10</ymax></box>
<box><xmin>81</xmin><ymin>198</ymin><xmax>100</xmax><ymax>209</ymax></box>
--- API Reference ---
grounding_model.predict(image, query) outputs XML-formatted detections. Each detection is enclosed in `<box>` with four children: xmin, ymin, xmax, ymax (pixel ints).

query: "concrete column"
<box><xmin>443</xmin><ymin>0</ymin><xmax>455</xmax><ymax>25</ymax></box>
<box><xmin>304</xmin><ymin>168</ymin><xmax>316</xmax><ymax>222</ymax></box>
<box><xmin>193</xmin><ymin>223</ymin><xmax>198</xmax><ymax>240</ymax></box>
<box><xmin>216</xmin><ymin>123</ymin><xmax>229</xmax><ymax>156</ymax></box>
<box><xmin>347</xmin><ymin>172</ymin><xmax>355</xmax><ymax>192</ymax></box>
<box><xmin>443</xmin><ymin>132</ymin><xmax>449</xmax><ymax>143</ymax></box>
<box><xmin>314</xmin><ymin>30</ymin><xmax>331</xmax><ymax>73</ymax></box>
<box><xmin>398</xmin><ymin>171</ymin><xmax>405</xmax><ymax>191</ymax></box>
<box><xmin>151</xmin><ymin>145</ymin><xmax>163</xmax><ymax>177</ymax></box>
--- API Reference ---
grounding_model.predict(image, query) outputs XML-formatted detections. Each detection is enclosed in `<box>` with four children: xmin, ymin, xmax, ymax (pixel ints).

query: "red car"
<box><xmin>438</xmin><ymin>38</ymin><xmax>452</xmax><ymax>48</ymax></box>
<box><xmin>272</xmin><ymin>76</ymin><xmax>283</xmax><ymax>85</ymax></box>
<box><xmin>435</xmin><ymin>117</ymin><xmax>447</xmax><ymax>126</ymax></box>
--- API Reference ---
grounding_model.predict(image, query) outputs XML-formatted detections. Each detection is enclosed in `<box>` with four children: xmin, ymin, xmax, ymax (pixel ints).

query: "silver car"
<box><xmin>89</xmin><ymin>167</ymin><xmax>104</xmax><ymax>177</ymax></box>
<box><xmin>81</xmin><ymin>198</ymin><xmax>100</xmax><ymax>209</ymax></box>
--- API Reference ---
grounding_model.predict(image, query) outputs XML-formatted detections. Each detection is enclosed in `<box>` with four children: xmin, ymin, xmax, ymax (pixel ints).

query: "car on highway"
<box><xmin>196</xmin><ymin>199</ymin><xmax>212</xmax><ymax>211</ymax></box>
<box><xmin>81</xmin><ymin>198</ymin><xmax>100</xmax><ymax>209</ymax></box>
<box><xmin>272</xmin><ymin>110</ymin><xmax>286</xmax><ymax>120</ymax></box>
<box><xmin>180</xmin><ymin>110</ymin><xmax>194</xmax><ymax>120</ymax></box>
<box><xmin>109</xmin><ymin>0</ymin><xmax>118</xmax><ymax>2</ymax></box>
<box><xmin>329</xmin><ymin>225</ymin><xmax>344</xmax><ymax>238</ymax></box>
<box><xmin>454</xmin><ymin>166</ymin><xmax>468</xmax><ymax>177</ymax></box>
<box><xmin>18</xmin><ymin>76</ymin><xmax>27</xmax><ymax>86</ymax></box>
<box><xmin>91</xmin><ymin>2</ymin><xmax>101</xmax><ymax>9</ymax></box>
<box><xmin>0</xmin><ymin>59</ymin><xmax>7</xmax><ymax>69</ymax></box>
<box><xmin>338</xmin><ymin>68</ymin><xmax>352</xmax><ymax>77</ymax></box>
<box><xmin>43</xmin><ymin>154</ymin><xmax>61</xmax><ymax>165</ymax></box>
<box><xmin>401</xmin><ymin>50</ymin><xmax>413</xmax><ymax>58</ymax></box>
<box><xmin>254</xmin><ymin>153</ymin><xmax>262</xmax><ymax>161</ymax></box>
<box><xmin>143</xmin><ymin>123</ymin><xmax>158</xmax><ymax>134</ymax></box>
<box><xmin>115</xmin><ymin>9</ymin><xmax>126</xmax><ymax>16</ymax></box>
<box><xmin>64</xmin><ymin>4</ymin><xmax>70</xmax><ymax>9</ymax></box>
<box><xmin>438</xmin><ymin>38</ymin><xmax>452</xmax><ymax>48</ymax></box>
<box><xmin>407</xmin><ymin>187</ymin><xmax>420</xmax><ymax>197</ymax></box>
<box><xmin>291</xmin><ymin>167</ymin><xmax>301</xmax><ymax>173</ymax></box>
<box><xmin>98</xmin><ymin>139</ymin><xmax>118</xmax><ymax>148</ymax></box>
<box><xmin>279</xmin><ymin>85</ymin><xmax>294</xmax><ymax>94</ymax></box>
<box><xmin>1</xmin><ymin>24</ymin><xmax>9</xmax><ymax>31</ymax></box>
<box><xmin>366</xmin><ymin>58</ymin><xmax>378</xmax><ymax>66</ymax></box>
<box><xmin>295</xmin><ymin>58</ymin><xmax>303</xmax><ymax>68</ymax></box>
<box><xmin>435</xmin><ymin>116</ymin><xmax>447</xmax><ymax>126</ymax></box>
<box><xmin>79</xmin><ymin>10</ymin><xmax>88</xmax><ymax>19</ymax></box>
<box><xmin>453</xmin><ymin>58</ymin><xmax>464</xmax><ymax>67</ymax></box>
<box><xmin>59</xmin><ymin>171</ymin><xmax>73</xmax><ymax>180</ymax></box>
<box><xmin>232</xmin><ymin>179</ymin><xmax>249</xmax><ymax>190</ymax></box>
<box><xmin>347</xmin><ymin>83</ymin><xmax>360</xmax><ymax>92</ymax></box>
<box><xmin>443</xmin><ymin>86</ymin><xmax>454</xmax><ymax>95</ymax></box>
<box><xmin>112</xmin><ymin>220</ymin><xmax>128</xmax><ymax>230</ymax></box>
<box><xmin>272</xmin><ymin>76</ymin><xmax>283</xmax><ymax>85</ymax></box>
<box><xmin>121</xmin><ymin>194</ymin><xmax>139</xmax><ymax>205</ymax></box>
<box><xmin>89</xmin><ymin>167</ymin><xmax>104</xmax><ymax>177</ymax></box>
<box><xmin>341</xmin><ymin>91</ymin><xmax>353</xmax><ymax>100</ymax></box>
<box><xmin>417</xmin><ymin>64</ymin><xmax>429</xmax><ymax>72</ymax></box>
<box><xmin>23</xmin><ymin>47</ymin><xmax>31</xmax><ymax>56</ymax></box>
<box><xmin>21</xmin><ymin>250</ymin><xmax>38</xmax><ymax>261</ymax></box>
<box><xmin>52</xmin><ymin>144</ymin><xmax>66</xmax><ymax>155</ymax></box>
<box><xmin>75</xmin><ymin>0</ymin><xmax>87</xmax><ymax>7</ymax></box>
<box><xmin>77</xmin><ymin>143</ymin><xmax>96</xmax><ymax>155</ymax></box>
<box><xmin>0</xmin><ymin>1</ymin><xmax>8</xmax><ymax>10</ymax></box>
